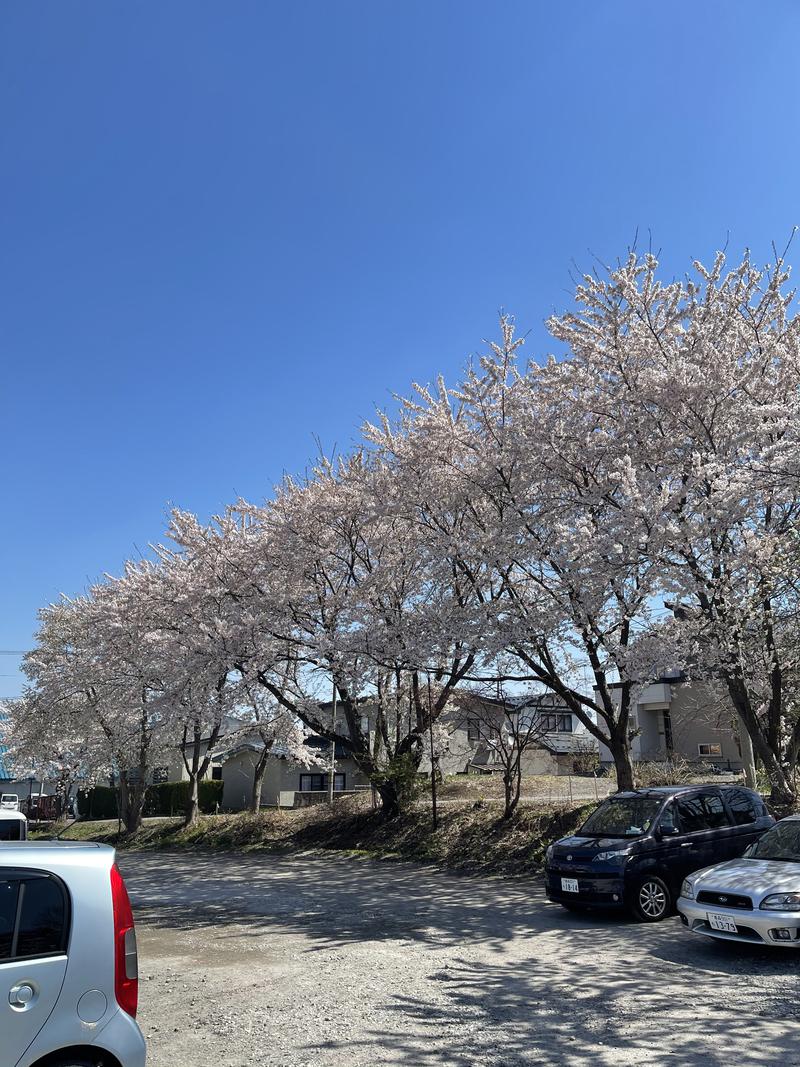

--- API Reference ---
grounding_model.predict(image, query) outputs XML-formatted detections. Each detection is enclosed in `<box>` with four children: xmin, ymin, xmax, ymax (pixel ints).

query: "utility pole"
<box><xmin>328</xmin><ymin>678</ymin><xmax>338</xmax><ymax>805</ymax></box>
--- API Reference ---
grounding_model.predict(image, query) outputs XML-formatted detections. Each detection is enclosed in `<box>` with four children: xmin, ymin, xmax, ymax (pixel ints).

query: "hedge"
<box><xmin>78</xmin><ymin>779</ymin><xmax>224</xmax><ymax>820</ymax></box>
<box><xmin>144</xmin><ymin>780</ymin><xmax>224</xmax><ymax>817</ymax></box>
<box><xmin>77</xmin><ymin>785</ymin><xmax>119</xmax><ymax>820</ymax></box>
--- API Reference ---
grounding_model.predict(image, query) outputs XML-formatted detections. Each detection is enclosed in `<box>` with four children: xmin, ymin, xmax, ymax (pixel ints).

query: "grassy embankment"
<box><xmin>40</xmin><ymin>782</ymin><xmax>594</xmax><ymax>877</ymax></box>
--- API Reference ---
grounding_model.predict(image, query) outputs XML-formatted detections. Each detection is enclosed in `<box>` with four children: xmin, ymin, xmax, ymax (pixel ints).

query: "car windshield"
<box><xmin>580</xmin><ymin>795</ymin><xmax>663</xmax><ymax>837</ymax></box>
<box><xmin>751</xmin><ymin>821</ymin><xmax>800</xmax><ymax>861</ymax></box>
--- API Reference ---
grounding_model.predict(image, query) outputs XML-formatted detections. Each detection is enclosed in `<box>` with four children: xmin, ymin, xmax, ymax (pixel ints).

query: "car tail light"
<box><xmin>110</xmin><ymin>862</ymin><xmax>138</xmax><ymax>1018</ymax></box>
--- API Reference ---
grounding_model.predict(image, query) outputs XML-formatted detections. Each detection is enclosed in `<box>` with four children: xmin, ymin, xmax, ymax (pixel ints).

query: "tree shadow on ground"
<box><xmin>123</xmin><ymin>852</ymin><xmax>800</xmax><ymax>1066</ymax></box>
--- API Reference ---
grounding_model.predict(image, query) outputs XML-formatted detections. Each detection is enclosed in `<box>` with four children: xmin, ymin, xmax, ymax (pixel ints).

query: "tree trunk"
<box><xmin>738</xmin><ymin>717</ymin><xmax>757</xmax><ymax>791</ymax></box>
<box><xmin>607</xmin><ymin>732</ymin><xmax>635</xmax><ymax>791</ymax></box>
<box><xmin>184</xmin><ymin>775</ymin><xmax>201</xmax><ymax>829</ymax></box>
<box><xmin>118</xmin><ymin>773</ymin><xmax>147</xmax><ymax>835</ymax></box>
<box><xmin>503</xmin><ymin>752</ymin><xmax>523</xmax><ymax>820</ymax></box>
<box><xmin>374</xmin><ymin>778</ymin><xmax>401</xmax><ymax>819</ymax></box>
<box><xmin>249</xmin><ymin>748</ymin><xmax>271</xmax><ymax>814</ymax></box>
<box><xmin>127</xmin><ymin>787</ymin><xmax>146</xmax><ymax>834</ymax></box>
<box><xmin>502</xmin><ymin>764</ymin><xmax>520</xmax><ymax>820</ymax></box>
<box><xmin>725</xmin><ymin>677</ymin><xmax>795</xmax><ymax>807</ymax></box>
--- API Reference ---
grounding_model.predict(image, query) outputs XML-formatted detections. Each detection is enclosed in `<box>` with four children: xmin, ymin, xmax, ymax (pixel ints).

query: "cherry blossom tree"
<box><xmin>1</xmin><ymin>690</ymin><xmax>101</xmax><ymax>815</ymax></box>
<box><xmin>234</xmin><ymin>677</ymin><xmax>322</xmax><ymax>812</ymax></box>
<box><xmin>548</xmin><ymin>247</ymin><xmax>800</xmax><ymax>804</ymax></box>
<box><xmin>115</xmin><ymin>557</ymin><xmax>236</xmax><ymax>828</ymax></box>
<box><xmin>166</xmin><ymin>449</ymin><xmax>497</xmax><ymax>817</ymax></box>
<box><xmin>367</xmin><ymin>317</ymin><xmax>674</xmax><ymax>791</ymax></box>
<box><xmin>22</xmin><ymin>577</ymin><xmax>173</xmax><ymax>833</ymax></box>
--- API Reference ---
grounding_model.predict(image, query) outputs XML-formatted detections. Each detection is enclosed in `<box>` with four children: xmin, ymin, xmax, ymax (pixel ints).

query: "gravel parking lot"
<box><xmin>120</xmin><ymin>851</ymin><xmax>799</xmax><ymax>1067</ymax></box>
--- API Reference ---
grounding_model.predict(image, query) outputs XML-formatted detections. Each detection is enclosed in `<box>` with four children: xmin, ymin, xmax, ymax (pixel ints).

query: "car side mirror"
<box><xmin>658</xmin><ymin>826</ymin><xmax>680</xmax><ymax>838</ymax></box>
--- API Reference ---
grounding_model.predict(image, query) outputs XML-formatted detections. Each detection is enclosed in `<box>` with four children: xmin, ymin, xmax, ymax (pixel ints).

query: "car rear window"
<box><xmin>725</xmin><ymin>788</ymin><xmax>762</xmax><ymax>826</ymax></box>
<box><xmin>0</xmin><ymin>821</ymin><xmax>24</xmax><ymax>841</ymax></box>
<box><xmin>0</xmin><ymin>873</ymin><xmax>68</xmax><ymax>962</ymax></box>
<box><xmin>675</xmin><ymin>792</ymin><xmax>730</xmax><ymax>833</ymax></box>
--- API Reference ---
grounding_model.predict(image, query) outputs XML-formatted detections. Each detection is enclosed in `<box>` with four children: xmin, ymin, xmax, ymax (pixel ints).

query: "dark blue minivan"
<box><xmin>545</xmin><ymin>785</ymin><xmax>773</xmax><ymax>921</ymax></box>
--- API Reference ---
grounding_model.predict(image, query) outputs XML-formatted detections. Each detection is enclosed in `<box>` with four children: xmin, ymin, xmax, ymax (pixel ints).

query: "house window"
<box><xmin>698</xmin><ymin>743</ymin><xmax>722</xmax><ymax>757</ymax></box>
<box><xmin>466</xmin><ymin>719</ymin><xmax>481</xmax><ymax>741</ymax></box>
<box><xmin>299</xmin><ymin>773</ymin><xmax>345</xmax><ymax>792</ymax></box>
<box><xmin>539</xmin><ymin>712</ymin><xmax>573</xmax><ymax>733</ymax></box>
<box><xmin>211</xmin><ymin>766</ymin><xmax>223</xmax><ymax>781</ymax></box>
<box><xmin>152</xmin><ymin>767</ymin><xmax>169</xmax><ymax>784</ymax></box>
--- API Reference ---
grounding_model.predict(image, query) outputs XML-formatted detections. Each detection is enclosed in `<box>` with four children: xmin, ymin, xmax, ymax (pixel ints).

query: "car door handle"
<box><xmin>680</xmin><ymin>842</ymin><xmax>693</xmax><ymax>848</ymax></box>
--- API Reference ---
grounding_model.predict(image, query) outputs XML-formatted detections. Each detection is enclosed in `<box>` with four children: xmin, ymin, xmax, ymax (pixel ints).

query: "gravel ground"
<box><xmin>120</xmin><ymin>851</ymin><xmax>799</xmax><ymax>1067</ymax></box>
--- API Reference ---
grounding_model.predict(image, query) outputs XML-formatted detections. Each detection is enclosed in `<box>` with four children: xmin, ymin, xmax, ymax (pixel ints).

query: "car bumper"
<box><xmin>678</xmin><ymin>897</ymin><xmax>800</xmax><ymax>948</ymax></box>
<box><xmin>545</xmin><ymin>867</ymin><xmax>626</xmax><ymax>908</ymax></box>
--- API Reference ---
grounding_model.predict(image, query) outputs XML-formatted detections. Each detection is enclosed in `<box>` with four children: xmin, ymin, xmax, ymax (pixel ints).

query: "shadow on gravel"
<box><xmin>123</xmin><ymin>852</ymin><xmax>799</xmax><ymax>1066</ymax></box>
<box><xmin>343</xmin><ymin>936</ymin><xmax>799</xmax><ymax>1066</ymax></box>
<box><xmin>124</xmin><ymin>851</ymin><xmax>564</xmax><ymax>950</ymax></box>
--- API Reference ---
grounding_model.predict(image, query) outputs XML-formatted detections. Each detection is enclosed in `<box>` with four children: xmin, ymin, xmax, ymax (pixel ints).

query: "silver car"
<box><xmin>0</xmin><ymin>841</ymin><xmax>147</xmax><ymax>1067</ymax></box>
<box><xmin>678</xmin><ymin>815</ymin><xmax>800</xmax><ymax>948</ymax></box>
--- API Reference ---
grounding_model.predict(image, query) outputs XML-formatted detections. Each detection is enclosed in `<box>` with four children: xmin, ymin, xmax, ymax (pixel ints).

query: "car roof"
<box><xmin>0</xmin><ymin>840</ymin><xmax>106</xmax><ymax>849</ymax></box>
<box><xmin>612</xmin><ymin>784</ymin><xmax>753</xmax><ymax>798</ymax></box>
<box><xmin>0</xmin><ymin>841</ymin><xmax>115</xmax><ymax>873</ymax></box>
<box><xmin>0</xmin><ymin>811</ymin><xmax>26</xmax><ymax>821</ymax></box>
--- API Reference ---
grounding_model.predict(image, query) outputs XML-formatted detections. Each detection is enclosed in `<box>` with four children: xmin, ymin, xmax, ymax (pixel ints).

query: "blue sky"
<box><xmin>1</xmin><ymin>1</ymin><xmax>799</xmax><ymax>697</ymax></box>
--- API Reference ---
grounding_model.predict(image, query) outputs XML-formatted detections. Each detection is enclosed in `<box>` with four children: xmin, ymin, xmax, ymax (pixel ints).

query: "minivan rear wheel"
<box><xmin>631</xmin><ymin>876</ymin><xmax>671</xmax><ymax>922</ymax></box>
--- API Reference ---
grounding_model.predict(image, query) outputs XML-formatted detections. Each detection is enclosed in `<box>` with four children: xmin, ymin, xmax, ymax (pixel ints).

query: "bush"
<box><xmin>77</xmin><ymin>780</ymin><xmax>224</xmax><ymax>821</ymax></box>
<box><xmin>634</xmin><ymin>756</ymin><xmax>697</xmax><ymax>787</ymax></box>
<box><xmin>144</xmin><ymin>780</ymin><xmax>224</xmax><ymax>817</ymax></box>
<box><xmin>371</xmin><ymin>753</ymin><xmax>424</xmax><ymax>809</ymax></box>
<box><xmin>77</xmin><ymin>785</ymin><xmax>119</xmax><ymax>820</ymax></box>
<box><xmin>572</xmin><ymin>746</ymin><xmax>601</xmax><ymax>777</ymax></box>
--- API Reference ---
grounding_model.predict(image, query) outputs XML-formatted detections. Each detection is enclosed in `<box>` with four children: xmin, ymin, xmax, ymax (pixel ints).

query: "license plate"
<box><xmin>561</xmin><ymin>878</ymin><xmax>579</xmax><ymax>893</ymax></box>
<box><xmin>708</xmin><ymin>913</ymin><xmax>738</xmax><ymax>933</ymax></box>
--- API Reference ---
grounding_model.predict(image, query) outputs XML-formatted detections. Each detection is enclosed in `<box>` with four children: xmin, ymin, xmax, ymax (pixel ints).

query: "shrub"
<box><xmin>572</xmin><ymin>745</ymin><xmax>601</xmax><ymax>777</ymax></box>
<box><xmin>144</xmin><ymin>780</ymin><xmax>223</xmax><ymax>817</ymax></box>
<box><xmin>77</xmin><ymin>780</ymin><xmax>224</xmax><ymax>820</ymax></box>
<box><xmin>77</xmin><ymin>785</ymin><xmax>119</xmax><ymax>820</ymax></box>
<box><xmin>634</xmin><ymin>756</ymin><xmax>697</xmax><ymax>787</ymax></box>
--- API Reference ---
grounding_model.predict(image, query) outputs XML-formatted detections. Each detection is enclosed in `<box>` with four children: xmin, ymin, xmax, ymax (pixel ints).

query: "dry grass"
<box><xmin>40</xmin><ymin>794</ymin><xmax>594</xmax><ymax>877</ymax></box>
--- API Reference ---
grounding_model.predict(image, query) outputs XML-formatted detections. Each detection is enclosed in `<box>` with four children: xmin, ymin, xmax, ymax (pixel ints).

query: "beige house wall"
<box><xmin>221</xmin><ymin>750</ymin><xmax>369</xmax><ymax>811</ymax></box>
<box><xmin>598</xmin><ymin>680</ymin><xmax>742</xmax><ymax>768</ymax></box>
<box><xmin>665</xmin><ymin>684</ymin><xmax>741</xmax><ymax>766</ymax></box>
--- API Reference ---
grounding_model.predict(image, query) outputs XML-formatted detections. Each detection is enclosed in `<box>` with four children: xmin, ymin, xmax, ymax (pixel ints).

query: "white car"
<box><xmin>0</xmin><ymin>810</ymin><xmax>28</xmax><ymax>841</ymax></box>
<box><xmin>678</xmin><ymin>815</ymin><xmax>800</xmax><ymax>947</ymax></box>
<box><xmin>2</xmin><ymin>794</ymin><xmax>21</xmax><ymax>811</ymax></box>
<box><xmin>0</xmin><ymin>841</ymin><xmax>147</xmax><ymax>1066</ymax></box>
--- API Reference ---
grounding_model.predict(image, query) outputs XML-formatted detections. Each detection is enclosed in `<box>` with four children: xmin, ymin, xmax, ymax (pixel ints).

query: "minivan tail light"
<box><xmin>110</xmin><ymin>862</ymin><xmax>138</xmax><ymax>1018</ymax></box>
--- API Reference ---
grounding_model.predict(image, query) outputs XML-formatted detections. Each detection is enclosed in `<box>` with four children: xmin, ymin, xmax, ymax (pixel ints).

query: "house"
<box><xmin>427</xmin><ymin>693</ymin><xmax>598</xmax><ymax>778</ymax></box>
<box><xmin>215</xmin><ymin>732</ymin><xmax>369</xmax><ymax>811</ymax></box>
<box><xmin>142</xmin><ymin>713</ymin><xmax>245</xmax><ymax>787</ymax></box>
<box><xmin>595</xmin><ymin>674</ymin><xmax>744</xmax><ymax>770</ymax></box>
<box><xmin>213</xmin><ymin>692</ymin><xmax>599</xmax><ymax>811</ymax></box>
